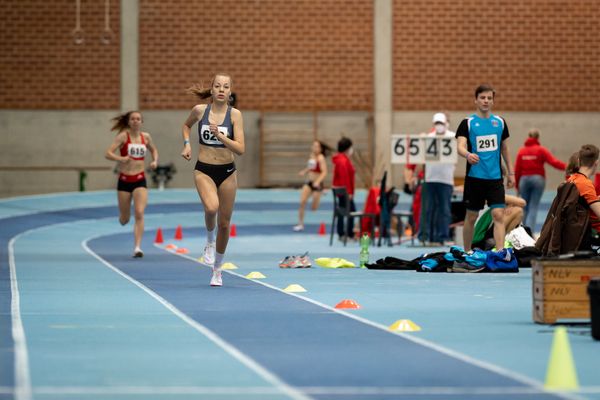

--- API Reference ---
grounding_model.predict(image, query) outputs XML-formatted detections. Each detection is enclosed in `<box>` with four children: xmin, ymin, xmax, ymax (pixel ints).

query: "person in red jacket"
<box><xmin>514</xmin><ymin>128</ymin><xmax>566</xmax><ymax>231</ymax></box>
<box><xmin>332</xmin><ymin>137</ymin><xmax>356</xmax><ymax>240</ymax></box>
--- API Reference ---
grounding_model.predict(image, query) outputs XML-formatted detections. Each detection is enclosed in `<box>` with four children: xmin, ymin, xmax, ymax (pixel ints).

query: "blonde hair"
<box><xmin>187</xmin><ymin>73</ymin><xmax>233</xmax><ymax>100</ymax></box>
<box><xmin>111</xmin><ymin>111</ymin><xmax>142</xmax><ymax>132</ymax></box>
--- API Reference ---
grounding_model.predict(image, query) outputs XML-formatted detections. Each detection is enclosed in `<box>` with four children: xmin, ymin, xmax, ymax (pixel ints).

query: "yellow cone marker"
<box><xmin>389</xmin><ymin>319</ymin><xmax>421</xmax><ymax>332</ymax></box>
<box><xmin>544</xmin><ymin>326</ymin><xmax>579</xmax><ymax>391</ymax></box>
<box><xmin>221</xmin><ymin>262</ymin><xmax>238</xmax><ymax>270</ymax></box>
<box><xmin>245</xmin><ymin>271</ymin><xmax>266</xmax><ymax>279</ymax></box>
<box><xmin>283</xmin><ymin>284</ymin><xmax>306</xmax><ymax>293</ymax></box>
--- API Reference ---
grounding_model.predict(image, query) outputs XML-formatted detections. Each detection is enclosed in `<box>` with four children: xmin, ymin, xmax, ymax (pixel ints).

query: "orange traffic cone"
<box><xmin>318</xmin><ymin>222</ymin><xmax>326</xmax><ymax>236</ymax></box>
<box><xmin>335</xmin><ymin>299</ymin><xmax>361</xmax><ymax>309</ymax></box>
<box><xmin>174</xmin><ymin>225</ymin><xmax>183</xmax><ymax>240</ymax></box>
<box><xmin>154</xmin><ymin>228</ymin><xmax>164</xmax><ymax>244</ymax></box>
<box><xmin>176</xmin><ymin>247</ymin><xmax>189</xmax><ymax>254</ymax></box>
<box><xmin>230</xmin><ymin>224</ymin><xmax>237</xmax><ymax>237</ymax></box>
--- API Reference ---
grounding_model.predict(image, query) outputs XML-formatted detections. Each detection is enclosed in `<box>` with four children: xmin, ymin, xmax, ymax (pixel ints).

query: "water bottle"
<box><xmin>359</xmin><ymin>233</ymin><xmax>370</xmax><ymax>268</ymax></box>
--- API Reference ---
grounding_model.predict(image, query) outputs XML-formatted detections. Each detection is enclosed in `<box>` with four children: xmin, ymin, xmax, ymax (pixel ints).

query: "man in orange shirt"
<box><xmin>568</xmin><ymin>144</ymin><xmax>600</xmax><ymax>234</ymax></box>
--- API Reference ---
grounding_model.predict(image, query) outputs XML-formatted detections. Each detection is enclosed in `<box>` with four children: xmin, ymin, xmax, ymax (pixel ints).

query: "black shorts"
<box><xmin>463</xmin><ymin>176</ymin><xmax>505</xmax><ymax>211</ymax></box>
<box><xmin>304</xmin><ymin>181</ymin><xmax>323</xmax><ymax>192</ymax></box>
<box><xmin>117</xmin><ymin>178</ymin><xmax>147</xmax><ymax>193</ymax></box>
<box><xmin>195</xmin><ymin>161</ymin><xmax>236</xmax><ymax>188</ymax></box>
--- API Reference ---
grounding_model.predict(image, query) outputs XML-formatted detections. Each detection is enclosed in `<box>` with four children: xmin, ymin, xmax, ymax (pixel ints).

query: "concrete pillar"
<box><xmin>373</xmin><ymin>0</ymin><xmax>393</xmax><ymax>182</ymax></box>
<box><xmin>120</xmin><ymin>0</ymin><xmax>139</xmax><ymax>111</ymax></box>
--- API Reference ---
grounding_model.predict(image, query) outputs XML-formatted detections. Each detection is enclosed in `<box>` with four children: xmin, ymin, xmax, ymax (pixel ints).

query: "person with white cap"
<box><xmin>418</xmin><ymin>112</ymin><xmax>456</xmax><ymax>245</ymax></box>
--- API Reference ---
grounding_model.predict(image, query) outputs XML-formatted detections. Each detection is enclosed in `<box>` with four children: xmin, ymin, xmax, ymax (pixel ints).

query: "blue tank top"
<box><xmin>456</xmin><ymin>113</ymin><xmax>509</xmax><ymax>180</ymax></box>
<box><xmin>198</xmin><ymin>104</ymin><xmax>234</xmax><ymax>148</ymax></box>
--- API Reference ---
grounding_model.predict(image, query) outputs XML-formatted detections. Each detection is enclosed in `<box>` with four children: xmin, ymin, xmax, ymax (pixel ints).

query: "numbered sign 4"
<box><xmin>391</xmin><ymin>135</ymin><xmax>457</xmax><ymax>164</ymax></box>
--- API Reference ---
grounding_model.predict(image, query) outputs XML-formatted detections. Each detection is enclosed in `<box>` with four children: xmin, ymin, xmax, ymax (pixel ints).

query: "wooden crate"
<box><xmin>532</xmin><ymin>259</ymin><xmax>600</xmax><ymax>323</ymax></box>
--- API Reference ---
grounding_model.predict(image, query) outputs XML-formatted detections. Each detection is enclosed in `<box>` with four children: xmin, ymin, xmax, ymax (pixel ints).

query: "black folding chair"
<box><xmin>329</xmin><ymin>187</ymin><xmax>376</xmax><ymax>246</ymax></box>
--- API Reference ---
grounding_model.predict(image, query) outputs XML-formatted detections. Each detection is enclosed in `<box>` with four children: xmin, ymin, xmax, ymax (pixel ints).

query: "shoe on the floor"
<box><xmin>279</xmin><ymin>255</ymin><xmax>295</xmax><ymax>268</ymax></box>
<box><xmin>293</xmin><ymin>224</ymin><xmax>304</xmax><ymax>232</ymax></box>
<box><xmin>297</xmin><ymin>251</ymin><xmax>312</xmax><ymax>267</ymax></box>
<box><xmin>133</xmin><ymin>247</ymin><xmax>144</xmax><ymax>258</ymax></box>
<box><xmin>210</xmin><ymin>269</ymin><xmax>222</xmax><ymax>286</ymax></box>
<box><xmin>202</xmin><ymin>242</ymin><xmax>216</xmax><ymax>266</ymax></box>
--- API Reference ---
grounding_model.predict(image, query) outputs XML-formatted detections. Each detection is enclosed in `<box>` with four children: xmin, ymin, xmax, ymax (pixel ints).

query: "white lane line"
<box><xmin>163</xmin><ymin>246</ymin><xmax>582</xmax><ymax>400</ymax></box>
<box><xmin>8</xmin><ymin>233</ymin><xmax>32</xmax><ymax>400</ymax></box>
<box><xmin>0</xmin><ymin>384</ymin><xmax>593</xmax><ymax>396</ymax></box>
<box><xmin>83</xmin><ymin>238</ymin><xmax>313</xmax><ymax>400</ymax></box>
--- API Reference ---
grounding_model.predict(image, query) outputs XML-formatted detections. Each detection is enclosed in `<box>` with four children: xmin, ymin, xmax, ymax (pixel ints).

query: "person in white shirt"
<box><xmin>418</xmin><ymin>112</ymin><xmax>456</xmax><ymax>244</ymax></box>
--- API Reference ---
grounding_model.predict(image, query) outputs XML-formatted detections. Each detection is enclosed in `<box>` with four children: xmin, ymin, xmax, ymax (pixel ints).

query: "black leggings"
<box><xmin>195</xmin><ymin>161</ymin><xmax>236</xmax><ymax>188</ymax></box>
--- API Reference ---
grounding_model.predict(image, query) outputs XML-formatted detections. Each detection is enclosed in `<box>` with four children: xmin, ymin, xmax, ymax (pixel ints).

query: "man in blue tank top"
<box><xmin>456</xmin><ymin>84</ymin><xmax>515</xmax><ymax>251</ymax></box>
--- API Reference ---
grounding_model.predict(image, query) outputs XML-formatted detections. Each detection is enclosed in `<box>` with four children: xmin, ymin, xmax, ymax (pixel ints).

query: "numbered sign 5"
<box><xmin>391</xmin><ymin>135</ymin><xmax>457</xmax><ymax>164</ymax></box>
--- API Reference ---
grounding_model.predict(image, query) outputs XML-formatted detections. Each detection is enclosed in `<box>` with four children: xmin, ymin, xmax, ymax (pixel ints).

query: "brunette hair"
<box><xmin>566</xmin><ymin>151</ymin><xmax>580</xmax><ymax>175</ymax></box>
<box><xmin>317</xmin><ymin>141</ymin><xmax>332</xmax><ymax>157</ymax></box>
<box><xmin>187</xmin><ymin>73</ymin><xmax>233</xmax><ymax>100</ymax></box>
<box><xmin>578</xmin><ymin>144</ymin><xmax>600</xmax><ymax>168</ymax></box>
<box><xmin>475</xmin><ymin>84</ymin><xmax>495</xmax><ymax>98</ymax></box>
<box><xmin>528</xmin><ymin>128</ymin><xmax>540</xmax><ymax>139</ymax></box>
<box><xmin>337</xmin><ymin>137</ymin><xmax>353</xmax><ymax>153</ymax></box>
<box><xmin>111</xmin><ymin>111</ymin><xmax>142</xmax><ymax>132</ymax></box>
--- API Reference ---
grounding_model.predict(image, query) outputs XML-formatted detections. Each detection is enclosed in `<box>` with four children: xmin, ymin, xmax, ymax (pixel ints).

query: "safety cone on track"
<box><xmin>544</xmin><ymin>326</ymin><xmax>579</xmax><ymax>391</ymax></box>
<box><xmin>335</xmin><ymin>299</ymin><xmax>361</xmax><ymax>309</ymax></box>
<box><xmin>230</xmin><ymin>224</ymin><xmax>237</xmax><ymax>237</ymax></box>
<box><xmin>154</xmin><ymin>228</ymin><xmax>164</xmax><ymax>244</ymax></box>
<box><xmin>318</xmin><ymin>222</ymin><xmax>326</xmax><ymax>236</ymax></box>
<box><xmin>174</xmin><ymin>225</ymin><xmax>183</xmax><ymax>240</ymax></box>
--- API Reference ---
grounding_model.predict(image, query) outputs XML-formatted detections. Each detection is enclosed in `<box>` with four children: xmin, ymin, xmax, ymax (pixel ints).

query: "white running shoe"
<box><xmin>133</xmin><ymin>247</ymin><xmax>144</xmax><ymax>258</ymax></box>
<box><xmin>293</xmin><ymin>224</ymin><xmax>304</xmax><ymax>232</ymax></box>
<box><xmin>210</xmin><ymin>269</ymin><xmax>222</xmax><ymax>286</ymax></box>
<box><xmin>202</xmin><ymin>242</ymin><xmax>216</xmax><ymax>266</ymax></box>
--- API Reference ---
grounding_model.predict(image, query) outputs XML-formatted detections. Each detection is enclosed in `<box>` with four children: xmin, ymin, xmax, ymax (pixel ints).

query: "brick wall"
<box><xmin>0</xmin><ymin>0</ymin><xmax>120</xmax><ymax>109</ymax></box>
<box><xmin>139</xmin><ymin>0</ymin><xmax>374</xmax><ymax>111</ymax></box>
<box><xmin>2</xmin><ymin>1</ymin><xmax>598</xmax><ymax>112</ymax></box>
<box><xmin>393</xmin><ymin>0</ymin><xmax>600</xmax><ymax>111</ymax></box>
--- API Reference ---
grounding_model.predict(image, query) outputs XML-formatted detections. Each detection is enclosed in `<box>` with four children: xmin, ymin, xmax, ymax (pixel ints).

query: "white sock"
<box><xmin>207</xmin><ymin>228</ymin><xmax>215</xmax><ymax>243</ymax></box>
<box><xmin>214</xmin><ymin>251</ymin><xmax>225</xmax><ymax>270</ymax></box>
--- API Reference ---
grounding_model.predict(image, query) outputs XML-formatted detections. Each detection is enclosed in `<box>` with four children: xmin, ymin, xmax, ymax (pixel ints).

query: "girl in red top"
<box><xmin>105</xmin><ymin>111</ymin><xmax>159</xmax><ymax>257</ymax></box>
<box><xmin>514</xmin><ymin>128</ymin><xmax>565</xmax><ymax>230</ymax></box>
<box><xmin>293</xmin><ymin>140</ymin><xmax>330</xmax><ymax>231</ymax></box>
<box><xmin>332</xmin><ymin>137</ymin><xmax>356</xmax><ymax>240</ymax></box>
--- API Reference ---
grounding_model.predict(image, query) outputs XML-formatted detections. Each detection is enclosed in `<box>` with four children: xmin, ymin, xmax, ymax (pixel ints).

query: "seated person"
<box><xmin>472</xmin><ymin>194</ymin><xmax>526</xmax><ymax>250</ymax></box>
<box><xmin>567</xmin><ymin>144</ymin><xmax>600</xmax><ymax>237</ymax></box>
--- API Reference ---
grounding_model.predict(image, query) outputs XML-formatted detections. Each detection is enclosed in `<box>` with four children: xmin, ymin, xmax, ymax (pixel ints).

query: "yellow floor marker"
<box><xmin>545</xmin><ymin>326</ymin><xmax>579</xmax><ymax>391</ymax></box>
<box><xmin>389</xmin><ymin>319</ymin><xmax>421</xmax><ymax>332</ymax></box>
<box><xmin>283</xmin><ymin>284</ymin><xmax>307</xmax><ymax>293</ymax></box>
<box><xmin>220</xmin><ymin>262</ymin><xmax>238</xmax><ymax>270</ymax></box>
<box><xmin>245</xmin><ymin>271</ymin><xmax>266</xmax><ymax>279</ymax></box>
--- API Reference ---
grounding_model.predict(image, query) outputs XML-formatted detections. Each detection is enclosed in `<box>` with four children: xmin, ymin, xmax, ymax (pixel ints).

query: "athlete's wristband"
<box><xmin>183</xmin><ymin>139</ymin><xmax>190</xmax><ymax>145</ymax></box>
<box><xmin>465</xmin><ymin>152</ymin><xmax>470</xmax><ymax>159</ymax></box>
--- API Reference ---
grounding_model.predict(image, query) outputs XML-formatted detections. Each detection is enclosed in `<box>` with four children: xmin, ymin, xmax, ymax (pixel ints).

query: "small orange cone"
<box><xmin>165</xmin><ymin>244</ymin><xmax>177</xmax><ymax>250</ymax></box>
<box><xmin>154</xmin><ymin>228</ymin><xmax>164</xmax><ymax>244</ymax></box>
<box><xmin>404</xmin><ymin>226</ymin><xmax>412</xmax><ymax>237</ymax></box>
<box><xmin>230</xmin><ymin>224</ymin><xmax>237</xmax><ymax>237</ymax></box>
<box><xmin>176</xmin><ymin>247</ymin><xmax>189</xmax><ymax>254</ymax></box>
<box><xmin>335</xmin><ymin>299</ymin><xmax>361</xmax><ymax>309</ymax></box>
<box><xmin>174</xmin><ymin>225</ymin><xmax>183</xmax><ymax>240</ymax></box>
<box><xmin>318</xmin><ymin>222</ymin><xmax>326</xmax><ymax>236</ymax></box>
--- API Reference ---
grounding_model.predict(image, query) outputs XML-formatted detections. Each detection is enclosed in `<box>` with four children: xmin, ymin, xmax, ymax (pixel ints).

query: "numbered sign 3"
<box><xmin>391</xmin><ymin>135</ymin><xmax>457</xmax><ymax>164</ymax></box>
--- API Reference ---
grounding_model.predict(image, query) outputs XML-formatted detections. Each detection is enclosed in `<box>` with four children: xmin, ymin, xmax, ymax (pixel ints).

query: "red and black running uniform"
<box><xmin>117</xmin><ymin>132</ymin><xmax>147</xmax><ymax>193</ymax></box>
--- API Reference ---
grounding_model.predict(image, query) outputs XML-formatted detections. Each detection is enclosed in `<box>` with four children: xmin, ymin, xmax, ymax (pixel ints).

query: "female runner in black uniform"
<box><xmin>181</xmin><ymin>74</ymin><xmax>245</xmax><ymax>286</ymax></box>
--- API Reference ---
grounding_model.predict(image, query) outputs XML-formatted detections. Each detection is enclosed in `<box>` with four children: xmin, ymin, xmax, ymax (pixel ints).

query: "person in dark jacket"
<box><xmin>332</xmin><ymin>137</ymin><xmax>356</xmax><ymax>240</ymax></box>
<box><xmin>514</xmin><ymin>128</ymin><xmax>566</xmax><ymax>230</ymax></box>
